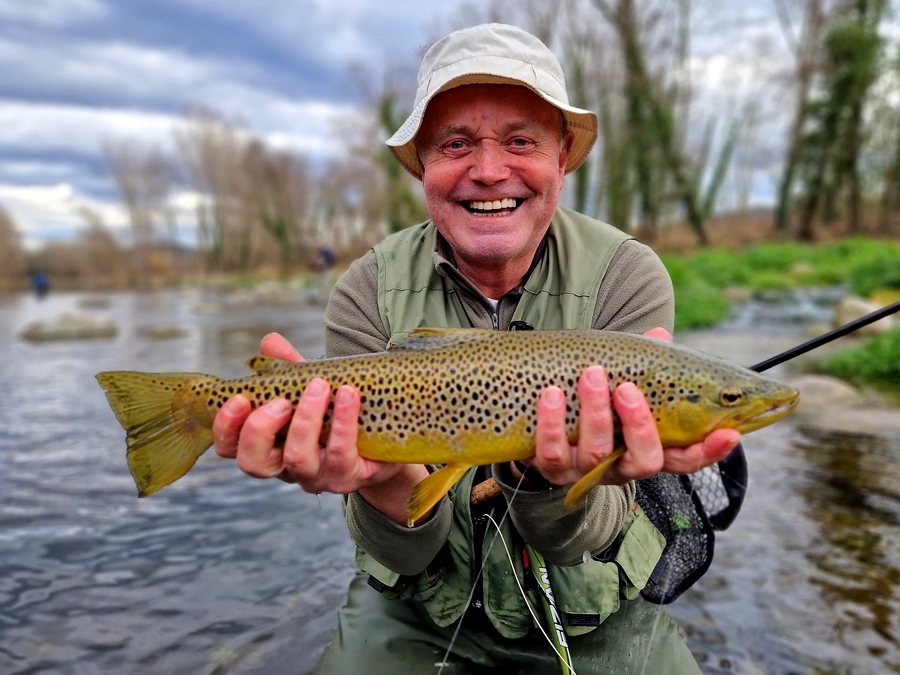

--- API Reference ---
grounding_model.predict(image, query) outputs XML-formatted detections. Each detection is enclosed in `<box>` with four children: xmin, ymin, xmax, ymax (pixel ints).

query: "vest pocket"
<box><xmin>355</xmin><ymin>547</ymin><xmax>446</xmax><ymax>603</ymax></box>
<box><xmin>548</xmin><ymin>505</ymin><xmax>666</xmax><ymax>636</ymax></box>
<box><xmin>548</xmin><ymin>559</ymin><xmax>621</xmax><ymax>637</ymax></box>
<box><xmin>615</xmin><ymin>505</ymin><xmax>667</xmax><ymax>601</ymax></box>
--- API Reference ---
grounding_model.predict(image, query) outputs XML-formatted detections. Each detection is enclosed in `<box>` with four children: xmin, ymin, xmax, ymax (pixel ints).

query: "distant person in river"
<box><xmin>212</xmin><ymin>24</ymin><xmax>740</xmax><ymax>673</ymax></box>
<box><xmin>31</xmin><ymin>272</ymin><xmax>49</xmax><ymax>299</ymax></box>
<box><xmin>311</xmin><ymin>242</ymin><xmax>336</xmax><ymax>305</ymax></box>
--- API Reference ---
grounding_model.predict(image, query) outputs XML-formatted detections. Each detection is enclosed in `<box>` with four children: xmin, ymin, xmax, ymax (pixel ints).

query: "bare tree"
<box><xmin>76</xmin><ymin>206</ymin><xmax>130</xmax><ymax>289</ymax></box>
<box><xmin>242</xmin><ymin>140</ymin><xmax>316</xmax><ymax>275</ymax></box>
<box><xmin>789</xmin><ymin>0</ymin><xmax>886</xmax><ymax>240</ymax></box>
<box><xmin>105</xmin><ymin>142</ymin><xmax>178</xmax><ymax>285</ymax></box>
<box><xmin>0</xmin><ymin>204</ymin><xmax>24</xmax><ymax>289</ymax></box>
<box><xmin>175</xmin><ymin>109</ymin><xmax>250</xmax><ymax>272</ymax></box>
<box><xmin>774</xmin><ymin>0</ymin><xmax>826</xmax><ymax>235</ymax></box>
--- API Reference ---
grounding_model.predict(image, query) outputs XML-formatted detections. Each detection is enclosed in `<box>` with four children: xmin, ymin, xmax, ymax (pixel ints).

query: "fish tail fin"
<box><xmin>407</xmin><ymin>463</ymin><xmax>469</xmax><ymax>527</ymax></box>
<box><xmin>564</xmin><ymin>447</ymin><xmax>627</xmax><ymax>510</ymax></box>
<box><xmin>96</xmin><ymin>371</ymin><xmax>215</xmax><ymax>497</ymax></box>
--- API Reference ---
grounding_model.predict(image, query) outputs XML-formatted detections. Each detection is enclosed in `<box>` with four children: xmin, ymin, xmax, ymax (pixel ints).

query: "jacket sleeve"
<box><xmin>593</xmin><ymin>239</ymin><xmax>675</xmax><ymax>335</ymax></box>
<box><xmin>493</xmin><ymin>463</ymin><xmax>636</xmax><ymax>567</ymax></box>
<box><xmin>499</xmin><ymin>240</ymin><xmax>674</xmax><ymax>565</ymax></box>
<box><xmin>324</xmin><ymin>251</ymin><xmax>453</xmax><ymax>576</ymax></box>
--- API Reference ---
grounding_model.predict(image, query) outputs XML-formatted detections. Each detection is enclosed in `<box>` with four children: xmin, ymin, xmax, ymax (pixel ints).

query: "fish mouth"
<box><xmin>733</xmin><ymin>390</ymin><xmax>800</xmax><ymax>434</ymax></box>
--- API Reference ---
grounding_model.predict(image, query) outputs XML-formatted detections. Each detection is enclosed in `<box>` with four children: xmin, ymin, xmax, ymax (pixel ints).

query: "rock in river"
<box><xmin>20</xmin><ymin>312</ymin><xmax>118</xmax><ymax>342</ymax></box>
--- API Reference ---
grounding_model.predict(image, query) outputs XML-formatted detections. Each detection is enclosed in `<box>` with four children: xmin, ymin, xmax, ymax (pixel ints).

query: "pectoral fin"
<box><xmin>245</xmin><ymin>355</ymin><xmax>295</xmax><ymax>375</ymax></box>
<box><xmin>407</xmin><ymin>463</ymin><xmax>469</xmax><ymax>527</ymax></box>
<box><xmin>564</xmin><ymin>447</ymin><xmax>627</xmax><ymax>510</ymax></box>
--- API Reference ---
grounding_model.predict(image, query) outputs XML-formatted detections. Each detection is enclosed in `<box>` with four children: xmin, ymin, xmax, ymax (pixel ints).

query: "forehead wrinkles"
<box><xmin>435</xmin><ymin>118</ymin><xmax>538</xmax><ymax>141</ymax></box>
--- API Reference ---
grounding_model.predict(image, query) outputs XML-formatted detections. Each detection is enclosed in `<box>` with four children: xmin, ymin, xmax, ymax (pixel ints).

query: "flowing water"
<box><xmin>0</xmin><ymin>289</ymin><xmax>897</xmax><ymax>674</ymax></box>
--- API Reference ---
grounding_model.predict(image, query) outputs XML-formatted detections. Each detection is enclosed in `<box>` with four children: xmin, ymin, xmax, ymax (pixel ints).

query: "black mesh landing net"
<box><xmin>636</xmin><ymin>443</ymin><xmax>748</xmax><ymax>604</ymax></box>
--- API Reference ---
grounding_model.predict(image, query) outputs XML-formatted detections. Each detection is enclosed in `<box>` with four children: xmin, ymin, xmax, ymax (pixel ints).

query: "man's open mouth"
<box><xmin>463</xmin><ymin>198</ymin><xmax>524</xmax><ymax>216</ymax></box>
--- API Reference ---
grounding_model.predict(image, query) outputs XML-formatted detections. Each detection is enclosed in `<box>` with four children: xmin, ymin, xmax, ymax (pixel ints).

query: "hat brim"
<box><xmin>386</xmin><ymin>76</ymin><xmax>598</xmax><ymax>181</ymax></box>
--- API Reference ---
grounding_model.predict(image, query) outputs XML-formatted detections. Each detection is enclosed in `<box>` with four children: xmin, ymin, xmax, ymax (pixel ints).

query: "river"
<box><xmin>0</xmin><ymin>289</ymin><xmax>897</xmax><ymax>674</ymax></box>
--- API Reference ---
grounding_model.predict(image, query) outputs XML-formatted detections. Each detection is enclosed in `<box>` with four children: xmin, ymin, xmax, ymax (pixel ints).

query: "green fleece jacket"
<box><xmin>321</xmin><ymin>225</ymin><xmax>673</xmax><ymax>576</ymax></box>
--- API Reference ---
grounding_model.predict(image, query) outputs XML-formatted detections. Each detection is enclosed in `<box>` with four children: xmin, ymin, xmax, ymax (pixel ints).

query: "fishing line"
<box><xmin>484</xmin><ymin>513</ymin><xmax>579</xmax><ymax>675</ymax></box>
<box><xmin>436</xmin><ymin>467</ymin><xmax>529</xmax><ymax>674</ymax></box>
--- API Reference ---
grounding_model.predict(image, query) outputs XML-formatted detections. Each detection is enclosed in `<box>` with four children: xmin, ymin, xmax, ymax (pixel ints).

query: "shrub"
<box><xmin>672</xmin><ymin>281</ymin><xmax>730</xmax><ymax>331</ymax></box>
<box><xmin>821</xmin><ymin>328</ymin><xmax>900</xmax><ymax>384</ymax></box>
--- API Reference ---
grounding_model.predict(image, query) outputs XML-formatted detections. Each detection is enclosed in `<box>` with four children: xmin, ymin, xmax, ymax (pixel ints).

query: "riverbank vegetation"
<box><xmin>6</xmin><ymin>1</ymin><xmax>900</xmax><ymax>289</ymax></box>
<box><xmin>2</xmin><ymin>2</ymin><xmax>900</xmax><ymax>384</ymax></box>
<box><xmin>663</xmin><ymin>237</ymin><xmax>900</xmax><ymax>330</ymax></box>
<box><xmin>822</xmin><ymin>328</ymin><xmax>900</xmax><ymax>386</ymax></box>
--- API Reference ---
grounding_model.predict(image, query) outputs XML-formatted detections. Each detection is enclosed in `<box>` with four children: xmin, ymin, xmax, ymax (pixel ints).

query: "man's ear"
<box><xmin>559</xmin><ymin>130</ymin><xmax>574</xmax><ymax>174</ymax></box>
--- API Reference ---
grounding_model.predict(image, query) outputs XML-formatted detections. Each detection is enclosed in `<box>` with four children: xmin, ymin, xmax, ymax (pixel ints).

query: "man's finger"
<box><xmin>320</xmin><ymin>386</ymin><xmax>362</xmax><ymax>490</ymax></box>
<box><xmin>612</xmin><ymin>383</ymin><xmax>664</xmax><ymax>479</ymax></box>
<box><xmin>643</xmin><ymin>327</ymin><xmax>672</xmax><ymax>342</ymax></box>
<box><xmin>213</xmin><ymin>395</ymin><xmax>251</xmax><ymax>458</ymax></box>
<box><xmin>533</xmin><ymin>387</ymin><xmax>572</xmax><ymax>478</ymax></box>
<box><xmin>282</xmin><ymin>378</ymin><xmax>332</xmax><ymax>481</ymax></box>
<box><xmin>662</xmin><ymin>429</ymin><xmax>741</xmax><ymax>474</ymax></box>
<box><xmin>575</xmin><ymin>366</ymin><xmax>614</xmax><ymax>473</ymax></box>
<box><xmin>260</xmin><ymin>332</ymin><xmax>304</xmax><ymax>362</ymax></box>
<box><xmin>235</xmin><ymin>398</ymin><xmax>292</xmax><ymax>478</ymax></box>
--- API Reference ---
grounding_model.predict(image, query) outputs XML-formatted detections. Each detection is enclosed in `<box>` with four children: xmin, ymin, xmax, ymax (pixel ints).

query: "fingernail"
<box><xmin>585</xmin><ymin>366</ymin><xmax>605</xmax><ymax>389</ymax></box>
<box><xmin>265</xmin><ymin>398</ymin><xmax>290</xmax><ymax>415</ymax></box>
<box><xmin>306</xmin><ymin>378</ymin><xmax>328</xmax><ymax>399</ymax></box>
<box><xmin>617</xmin><ymin>383</ymin><xmax>643</xmax><ymax>408</ymax></box>
<box><xmin>222</xmin><ymin>396</ymin><xmax>247</xmax><ymax>416</ymax></box>
<box><xmin>545</xmin><ymin>388</ymin><xmax>564</xmax><ymax>407</ymax></box>
<box><xmin>335</xmin><ymin>386</ymin><xmax>353</xmax><ymax>407</ymax></box>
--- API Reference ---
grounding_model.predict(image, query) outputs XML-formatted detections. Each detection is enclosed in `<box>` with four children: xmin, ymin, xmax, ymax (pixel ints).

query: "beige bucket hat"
<box><xmin>386</xmin><ymin>23</ymin><xmax>599</xmax><ymax>180</ymax></box>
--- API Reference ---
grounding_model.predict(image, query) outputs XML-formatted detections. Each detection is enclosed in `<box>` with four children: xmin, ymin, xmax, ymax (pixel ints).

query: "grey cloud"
<box><xmin>0</xmin><ymin>0</ymin><xmax>108</xmax><ymax>27</ymax></box>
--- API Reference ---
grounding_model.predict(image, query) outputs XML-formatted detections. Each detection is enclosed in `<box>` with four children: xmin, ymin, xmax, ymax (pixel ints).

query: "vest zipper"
<box><xmin>491</xmin><ymin>311</ymin><xmax>499</xmax><ymax>330</ymax></box>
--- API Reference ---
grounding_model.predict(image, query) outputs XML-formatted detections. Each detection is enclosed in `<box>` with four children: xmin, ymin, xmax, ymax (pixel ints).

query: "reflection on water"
<box><xmin>1</xmin><ymin>290</ymin><xmax>899</xmax><ymax>674</ymax></box>
<box><xmin>796</xmin><ymin>433</ymin><xmax>900</xmax><ymax>670</ymax></box>
<box><xmin>673</xmin><ymin>328</ymin><xmax>900</xmax><ymax>675</ymax></box>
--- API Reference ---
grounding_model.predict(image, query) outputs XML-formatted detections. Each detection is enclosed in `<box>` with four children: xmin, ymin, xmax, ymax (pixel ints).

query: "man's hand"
<box><xmin>212</xmin><ymin>333</ymin><xmax>430</xmax><ymax>525</ymax></box>
<box><xmin>520</xmin><ymin>327</ymin><xmax>740</xmax><ymax>487</ymax></box>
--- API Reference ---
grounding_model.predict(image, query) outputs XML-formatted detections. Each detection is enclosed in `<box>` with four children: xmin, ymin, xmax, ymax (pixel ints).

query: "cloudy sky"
<box><xmin>0</xmin><ymin>0</ymin><xmax>795</xmax><ymax>249</ymax></box>
<box><xmin>0</xmin><ymin>0</ymin><xmax>474</xmax><ymax>247</ymax></box>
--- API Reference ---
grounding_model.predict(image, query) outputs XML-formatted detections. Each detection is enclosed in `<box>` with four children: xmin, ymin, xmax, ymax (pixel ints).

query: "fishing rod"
<box><xmin>750</xmin><ymin>298</ymin><xmax>900</xmax><ymax>373</ymax></box>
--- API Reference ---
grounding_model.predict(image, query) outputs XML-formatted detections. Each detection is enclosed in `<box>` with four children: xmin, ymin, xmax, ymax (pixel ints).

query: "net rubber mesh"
<box><xmin>636</xmin><ymin>444</ymin><xmax>748</xmax><ymax>604</ymax></box>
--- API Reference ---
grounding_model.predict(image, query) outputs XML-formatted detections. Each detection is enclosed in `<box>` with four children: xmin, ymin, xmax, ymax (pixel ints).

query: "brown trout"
<box><xmin>96</xmin><ymin>328</ymin><xmax>799</xmax><ymax>524</ymax></box>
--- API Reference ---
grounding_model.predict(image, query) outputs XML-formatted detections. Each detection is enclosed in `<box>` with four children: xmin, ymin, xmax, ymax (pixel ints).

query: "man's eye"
<box><xmin>445</xmin><ymin>140</ymin><xmax>467</xmax><ymax>151</ymax></box>
<box><xmin>509</xmin><ymin>138</ymin><xmax>533</xmax><ymax>148</ymax></box>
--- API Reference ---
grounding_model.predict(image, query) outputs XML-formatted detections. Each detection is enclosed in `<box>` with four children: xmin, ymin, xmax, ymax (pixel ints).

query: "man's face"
<box><xmin>417</xmin><ymin>84</ymin><xmax>570</xmax><ymax>275</ymax></box>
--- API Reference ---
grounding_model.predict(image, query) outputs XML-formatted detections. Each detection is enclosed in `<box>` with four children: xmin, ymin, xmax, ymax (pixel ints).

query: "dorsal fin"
<box><xmin>245</xmin><ymin>355</ymin><xmax>296</xmax><ymax>375</ymax></box>
<box><xmin>392</xmin><ymin>327</ymin><xmax>495</xmax><ymax>351</ymax></box>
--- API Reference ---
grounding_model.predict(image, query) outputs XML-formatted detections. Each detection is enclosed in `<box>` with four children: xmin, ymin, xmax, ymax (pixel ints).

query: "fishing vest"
<box><xmin>357</xmin><ymin>206</ymin><xmax>667</xmax><ymax>638</ymax></box>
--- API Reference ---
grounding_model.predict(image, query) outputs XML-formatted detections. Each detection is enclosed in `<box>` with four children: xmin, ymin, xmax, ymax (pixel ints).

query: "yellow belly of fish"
<box><xmin>356</xmin><ymin>417</ymin><xmax>534</xmax><ymax>465</ymax></box>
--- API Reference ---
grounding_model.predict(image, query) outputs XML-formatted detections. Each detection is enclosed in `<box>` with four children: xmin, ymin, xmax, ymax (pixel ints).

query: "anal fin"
<box><xmin>564</xmin><ymin>447</ymin><xmax>627</xmax><ymax>510</ymax></box>
<box><xmin>407</xmin><ymin>463</ymin><xmax>469</xmax><ymax>527</ymax></box>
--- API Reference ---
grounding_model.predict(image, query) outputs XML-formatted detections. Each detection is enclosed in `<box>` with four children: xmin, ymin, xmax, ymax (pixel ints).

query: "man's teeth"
<box><xmin>467</xmin><ymin>198</ymin><xmax>518</xmax><ymax>213</ymax></box>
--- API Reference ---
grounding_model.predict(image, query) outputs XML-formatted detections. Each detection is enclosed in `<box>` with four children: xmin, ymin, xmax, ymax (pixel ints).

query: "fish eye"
<box><xmin>719</xmin><ymin>388</ymin><xmax>743</xmax><ymax>407</ymax></box>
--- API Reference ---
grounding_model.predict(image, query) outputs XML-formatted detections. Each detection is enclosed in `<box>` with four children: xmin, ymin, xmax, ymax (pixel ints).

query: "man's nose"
<box><xmin>468</xmin><ymin>143</ymin><xmax>510</xmax><ymax>184</ymax></box>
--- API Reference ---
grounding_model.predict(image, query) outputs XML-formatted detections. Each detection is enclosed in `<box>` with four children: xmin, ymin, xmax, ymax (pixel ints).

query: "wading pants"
<box><xmin>314</xmin><ymin>572</ymin><xmax>702</xmax><ymax>675</ymax></box>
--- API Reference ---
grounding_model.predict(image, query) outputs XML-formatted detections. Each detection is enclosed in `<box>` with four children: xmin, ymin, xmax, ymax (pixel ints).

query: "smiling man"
<box><xmin>212</xmin><ymin>23</ymin><xmax>738</xmax><ymax>673</ymax></box>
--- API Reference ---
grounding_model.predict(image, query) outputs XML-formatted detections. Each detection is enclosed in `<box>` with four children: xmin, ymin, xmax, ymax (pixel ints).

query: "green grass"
<box><xmin>821</xmin><ymin>328</ymin><xmax>900</xmax><ymax>384</ymax></box>
<box><xmin>662</xmin><ymin>237</ymin><xmax>900</xmax><ymax>331</ymax></box>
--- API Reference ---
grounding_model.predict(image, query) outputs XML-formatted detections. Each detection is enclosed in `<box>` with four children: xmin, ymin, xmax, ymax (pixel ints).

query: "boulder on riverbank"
<box><xmin>790</xmin><ymin>374</ymin><xmax>900</xmax><ymax>452</ymax></box>
<box><xmin>833</xmin><ymin>296</ymin><xmax>896</xmax><ymax>335</ymax></box>
<box><xmin>138</xmin><ymin>325</ymin><xmax>189</xmax><ymax>340</ymax></box>
<box><xmin>20</xmin><ymin>312</ymin><xmax>118</xmax><ymax>342</ymax></box>
<box><xmin>788</xmin><ymin>374</ymin><xmax>866</xmax><ymax>415</ymax></box>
